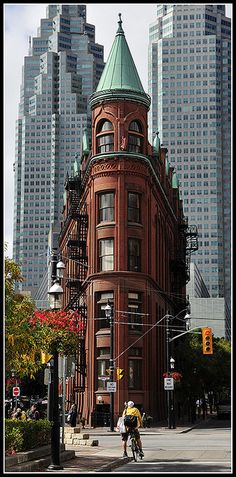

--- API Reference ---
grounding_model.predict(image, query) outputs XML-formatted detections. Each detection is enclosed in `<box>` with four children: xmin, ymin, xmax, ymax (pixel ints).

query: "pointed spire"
<box><xmin>73</xmin><ymin>152</ymin><xmax>80</xmax><ymax>175</ymax></box>
<box><xmin>172</xmin><ymin>170</ymin><xmax>179</xmax><ymax>189</ymax></box>
<box><xmin>153</xmin><ymin>131</ymin><xmax>160</xmax><ymax>155</ymax></box>
<box><xmin>82</xmin><ymin>128</ymin><xmax>90</xmax><ymax>155</ymax></box>
<box><xmin>90</xmin><ymin>15</ymin><xmax>150</xmax><ymax>109</ymax></box>
<box><xmin>165</xmin><ymin>156</ymin><xmax>169</xmax><ymax>176</ymax></box>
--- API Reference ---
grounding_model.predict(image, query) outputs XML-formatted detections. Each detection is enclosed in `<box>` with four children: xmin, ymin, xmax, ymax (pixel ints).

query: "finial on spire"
<box><xmin>116</xmin><ymin>12</ymin><xmax>124</xmax><ymax>34</ymax></box>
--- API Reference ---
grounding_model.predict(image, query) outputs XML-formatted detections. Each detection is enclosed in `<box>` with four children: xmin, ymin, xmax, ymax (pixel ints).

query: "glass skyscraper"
<box><xmin>13</xmin><ymin>4</ymin><xmax>104</xmax><ymax>298</ymax></box>
<box><xmin>148</xmin><ymin>4</ymin><xmax>231</xmax><ymax>312</ymax></box>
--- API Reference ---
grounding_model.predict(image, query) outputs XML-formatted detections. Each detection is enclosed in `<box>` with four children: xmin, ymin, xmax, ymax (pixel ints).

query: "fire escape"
<box><xmin>185</xmin><ymin>223</ymin><xmax>199</xmax><ymax>281</ymax></box>
<box><xmin>171</xmin><ymin>218</ymin><xmax>198</xmax><ymax>294</ymax></box>
<box><xmin>64</xmin><ymin>171</ymin><xmax>88</xmax><ymax>397</ymax></box>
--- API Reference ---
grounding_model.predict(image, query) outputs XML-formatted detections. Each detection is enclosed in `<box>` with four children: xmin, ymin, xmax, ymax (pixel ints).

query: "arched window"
<box><xmin>96</xmin><ymin>120</ymin><xmax>114</xmax><ymax>153</ymax></box>
<box><xmin>128</xmin><ymin>120</ymin><xmax>143</xmax><ymax>153</ymax></box>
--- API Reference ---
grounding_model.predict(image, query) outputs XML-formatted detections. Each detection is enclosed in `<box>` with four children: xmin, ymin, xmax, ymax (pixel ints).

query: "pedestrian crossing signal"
<box><xmin>202</xmin><ymin>327</ymin><xmax>213</xmax><ymax>355</ymax></box>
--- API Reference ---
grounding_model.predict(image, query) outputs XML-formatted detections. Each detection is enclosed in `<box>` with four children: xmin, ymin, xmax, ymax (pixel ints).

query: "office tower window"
<box><xmin>98</xmin><ymin>192</ymin><xmax>115</xmax><ymax>222</ymax></box>
<box><xmin>128</xmin><ymin>120</ymin><xmax>143</xmax><ymax>153</ymax></box>
<box><xmin>96</xmin><ymin>119</ymin><xmax>114</xmax><ymax>153</ymax></box>
<box><xmin>99</xmin><ymin>239</ymin><xmax>114</xmax><ymax>271</ymax></box>
<box><xmin>128</xmin><ymin>192</ymin><xmax>140</xmax><ymax>223</ymax></box>
<box><xmin>128</xmin><ymin>238</ymin><xmax>141</xmax><ymax>271</ymax></box>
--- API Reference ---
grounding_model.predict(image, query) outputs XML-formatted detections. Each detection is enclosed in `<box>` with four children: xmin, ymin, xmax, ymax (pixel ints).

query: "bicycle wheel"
<box><xmin>131</xmin><ymin>437</ymin><xmax>138</xmax><ymax>462</ymax></box>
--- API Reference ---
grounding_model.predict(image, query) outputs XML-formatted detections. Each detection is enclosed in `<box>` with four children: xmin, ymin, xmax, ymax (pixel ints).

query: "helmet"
<box><xmin>127</xmin><ymin>400</ymin><xmax>134</xmax><ymax>407</ymax></box>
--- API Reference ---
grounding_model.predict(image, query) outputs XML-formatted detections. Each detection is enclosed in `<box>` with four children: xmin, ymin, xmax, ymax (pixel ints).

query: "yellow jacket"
<box><xmin>122</xmin><ymin>406</ymin><xmax>142</xmax><ymax>428</ymax></box>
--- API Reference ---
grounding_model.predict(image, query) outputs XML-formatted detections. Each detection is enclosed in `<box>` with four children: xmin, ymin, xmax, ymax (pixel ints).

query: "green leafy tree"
<box><xmin>5</xmin><ymin>247</ymin><xmax>40</xmax><ymax>379</ymax></box>
<box><xmin>174</xmin><ymin>330</ymin><xmax>231</xmax><ymax>407</ymax></box>
<box><xmin>5</xmin><ymin>245</ymin><xmax>84</xmax><ymax>382</ymax></box>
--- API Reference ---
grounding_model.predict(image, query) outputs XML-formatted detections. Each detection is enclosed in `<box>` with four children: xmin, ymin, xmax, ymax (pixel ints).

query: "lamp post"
<box><xmin>47</xmin><ymin>257</ymin><xmax>65</xmax><ymax>471</ymax></box>
<box><xmin>104</xmin><ymin>301</ymin><xmax>115</xmax><ymax>432</ymax></box>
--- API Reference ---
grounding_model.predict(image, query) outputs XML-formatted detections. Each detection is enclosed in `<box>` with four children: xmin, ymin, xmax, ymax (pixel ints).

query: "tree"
<box><xmin>5</xmin><ymin>246</ymin><xmax>85</xmax><ymax>380</ymax></box>
<box><xmin>5</xmin><ymin>248</ymin><xmax>39</xmax><ymax>378</ymax></box>
<box><xmin>173</xmin><ymin>331</ymin><xmax>231</xmax><ymax>408</ymax></box>
<box><xmin>29</xmin><ymin>309</ymin><xmax>84</xmax><ymax>354</ymax></box>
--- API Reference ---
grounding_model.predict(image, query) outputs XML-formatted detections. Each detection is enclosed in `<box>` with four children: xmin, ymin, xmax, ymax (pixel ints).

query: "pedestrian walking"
<box><xmin>67</xmin><ymin>404</ymin><xmax>78</xmax><ymax>427</ymax></box>
<box><xmin>27</xmin><ymin>404</ymin><xmax>40</xmax><ymax>420</ymax></box>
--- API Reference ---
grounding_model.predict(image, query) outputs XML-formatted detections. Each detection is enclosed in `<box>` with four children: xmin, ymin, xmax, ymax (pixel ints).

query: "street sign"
<box><xmin>164</xmin><ymin>378</ymin><xmax>174</xmax><ymax>390</ymax></box>
<box><xmin>107</xmin><ymin>382</ymin><xmax>117</xmax><ymax>392</ymax></box>
<box><xmin>98</xmin><ymin>376</ymin><xmax>110</xmax><ymax>381</ymax></box>
<box><xmin>13</xmin><ymin>386</ymin><xmax>20</xmax><ymax>397</ymax></box>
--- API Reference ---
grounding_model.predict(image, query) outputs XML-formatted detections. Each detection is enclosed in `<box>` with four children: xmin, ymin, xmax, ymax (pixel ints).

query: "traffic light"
<box><xmin>41</xmin><ymin>351</ymin><xmax>53</xmax><ymax>364</ymax></box>
<box><xmin>202</xmin><ymin>327</ymin><xmax>213</xmax><ymax>355</ymax></box>
<box><xmin>116</xmin><ymin>368</ymin><xmax>124</xmax><ymax>380</ymax></box>
<box><xmin>106</xmin><ymin>368</ymin><xmax>124</xmax><ymax>380</ymax></box>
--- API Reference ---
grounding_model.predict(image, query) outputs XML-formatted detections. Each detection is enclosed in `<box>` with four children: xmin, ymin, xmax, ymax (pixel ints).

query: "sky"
<box><xmin>4</xmin><ymin>3</ymin><xmax>232</xmax><ymax>258</ymax></box>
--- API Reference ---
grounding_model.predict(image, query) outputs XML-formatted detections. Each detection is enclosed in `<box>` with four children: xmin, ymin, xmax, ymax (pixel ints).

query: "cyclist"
<box><xmin>121</xmin><ymin>400</ymin><xmax>144</xmax><ymax>458</ymax></box>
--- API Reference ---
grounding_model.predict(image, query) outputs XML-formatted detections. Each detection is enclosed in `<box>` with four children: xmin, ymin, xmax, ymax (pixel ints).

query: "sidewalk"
<box><xmin>45</xmin><ymin>420</ymin><xmax>203</xmax><ymax>473</ymax></box>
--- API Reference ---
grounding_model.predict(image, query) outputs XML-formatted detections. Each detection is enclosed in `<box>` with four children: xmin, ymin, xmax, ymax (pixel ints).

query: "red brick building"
<box><xmin>59</xmin><ymin>16</ymin><xmax>192</xmax><ymax>426</ymax></box>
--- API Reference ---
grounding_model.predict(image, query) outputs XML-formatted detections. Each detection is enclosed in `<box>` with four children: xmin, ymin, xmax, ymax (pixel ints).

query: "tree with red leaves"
<box><xmin>29</xmin><ymin>309</ymin><xmax>85</xmax><ymax>354</ymax></box>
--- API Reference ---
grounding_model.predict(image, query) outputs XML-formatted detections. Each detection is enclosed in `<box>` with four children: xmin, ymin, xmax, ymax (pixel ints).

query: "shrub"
<box><xmin>5</xmin><ymin>419</ymin><xmax>52</xmax><ymax>453</ymax></box>
<box><xmin>5</xmin><ymin>427</ymin><xmax>24</xmax><ymax>453</ymax></box>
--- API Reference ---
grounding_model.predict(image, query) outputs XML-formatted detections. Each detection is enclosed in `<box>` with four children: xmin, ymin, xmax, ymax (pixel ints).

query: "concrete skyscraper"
<box><xmin>13</xmin><ymin>4</ymin><xmax>104</xmax><ymax>298</ymax></box>
<box><xmin>148</xmin><ymin>4</ymin><xmax>231</xmax><ymax>313</ymax></box>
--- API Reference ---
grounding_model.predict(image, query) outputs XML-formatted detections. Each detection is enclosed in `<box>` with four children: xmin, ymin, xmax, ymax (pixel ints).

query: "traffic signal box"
<box><xmin>202</xmin><ymin>327</ymin><xmax>213</xmax><ymax>355</ymax></box>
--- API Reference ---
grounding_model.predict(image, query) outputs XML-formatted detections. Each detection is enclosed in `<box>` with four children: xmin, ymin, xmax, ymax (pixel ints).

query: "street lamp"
<box><xmin>47</xmin><ymin>256</ymin><xmax>65</xmax><ymax>471</ymax></box>
<box><xmin>104</xmin><ymin>301</ymin><xmax>115</xmax><ymax>432</ymax></box>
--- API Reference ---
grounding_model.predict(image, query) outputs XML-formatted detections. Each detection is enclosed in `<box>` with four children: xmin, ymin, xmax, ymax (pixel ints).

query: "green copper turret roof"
<box><xmin>172</xmin><ymin>170</ymin><xmax>179</xmax><ymax>189</ymax></box>
<box><xmin>90</xmin><ymin>14</ymin><xmax>150</xmax><ymax>108</ymax></box>
<box><xmin>97</xmin><ymin>14</ymin><xmax>144</xmax><ymax>93</ymax></box>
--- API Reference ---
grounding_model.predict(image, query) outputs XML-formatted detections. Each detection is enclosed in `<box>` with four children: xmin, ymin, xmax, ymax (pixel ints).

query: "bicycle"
<box><xmin>127</xmin><ymin>427</ymin><xmax>143</xmax><ymax>462</ymax></box>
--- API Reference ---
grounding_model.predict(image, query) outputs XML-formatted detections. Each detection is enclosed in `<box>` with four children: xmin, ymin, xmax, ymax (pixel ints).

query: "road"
<box><xmin>113</xmin><ymin>418</ymin><xmax>231</xmax><ymax>473</ymax></box>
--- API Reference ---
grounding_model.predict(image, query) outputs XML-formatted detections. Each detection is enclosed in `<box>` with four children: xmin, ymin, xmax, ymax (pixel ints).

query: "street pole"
<box><xmin>104</xmin><ymin>301</ymin><xmax>115</xmax><ymax>432</ymax></box>
<box><xmin>109</xmin><ymin>304</ymin><xmax>114</xmax><ymax>432</ymax></box>
<box><xmin>166</xmin><ymin>314</ymin><xmax>171</xmax><ymax>429</ymax></box>
<box><xmin>170</xmin><ymin>357</ymin><xmax>176</xmax><ymax>429</ymax></box>
<box><xmin>47</xmin><ymin>253</ymin><xmax>65</xmax><ymax>471</ymax></box>
<box><xmin>48</xmin><ymin>345</ymin><xmax>62</xmax><ymax>470</ymax></box>
<box><xmin>47</xmin><ymin>250</ymin><xmax>57</xmax><ymax>421</ymax></box>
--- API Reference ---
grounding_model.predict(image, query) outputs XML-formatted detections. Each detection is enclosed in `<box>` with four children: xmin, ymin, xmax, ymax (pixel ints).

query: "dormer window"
<box><xmin>128</xmin><ymin>120</ymin><xmax>143</xmax><ymax>153</ymax></box>
<box><xmin>96</xmin><ymin>119</ymin><xmax>114</xmax><ymax>153</ymax></box>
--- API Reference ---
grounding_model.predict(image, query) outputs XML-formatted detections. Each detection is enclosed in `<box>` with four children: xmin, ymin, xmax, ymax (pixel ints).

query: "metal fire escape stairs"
<box><xmin>64</xmin><ymin>171</ymin><xmax>88</xmax><ymax>396</ymax></box>
<box><xmin>170</xmin><ymin>218</ymin><xmax>198</xmax><ymax>298</ymax></box>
